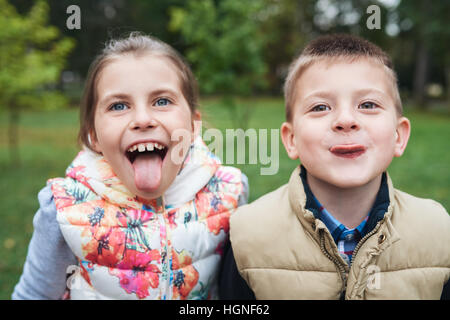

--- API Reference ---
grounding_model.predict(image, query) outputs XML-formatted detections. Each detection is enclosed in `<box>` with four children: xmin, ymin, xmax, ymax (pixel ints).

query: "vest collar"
<box><xmin>288</xmin><ymin>165</ymin><xmax>398</xmax><ymax>239</ymax></box>
<box><xmin>66</xmin><ymin>136</ymin><xmax>220</xmax><ymax>211</ymax></box>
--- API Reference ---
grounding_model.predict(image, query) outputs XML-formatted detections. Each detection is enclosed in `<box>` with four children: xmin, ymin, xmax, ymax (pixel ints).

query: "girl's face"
<box><xmin>91</xmin><ymin>54</ymin><xmax>197</xmax><ymax>201</ymax></box>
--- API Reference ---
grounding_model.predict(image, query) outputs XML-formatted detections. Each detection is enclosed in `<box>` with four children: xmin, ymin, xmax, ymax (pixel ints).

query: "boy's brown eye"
<box><xmin>311</xmin><ymin>104</ymin><xmax>330</xmax><ymax>112</ymax></box>
<box><xmin>359</xmin><ymin>102</ymin><xmax>376</xmax><ymax>109</ymax></box>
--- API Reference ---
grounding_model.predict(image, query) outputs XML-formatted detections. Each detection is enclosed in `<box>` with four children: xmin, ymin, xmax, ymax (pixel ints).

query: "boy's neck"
<box><xmin>306</xmin><ymin>172</ymin><xmax>382</xmax><ymax>229</ymax></box>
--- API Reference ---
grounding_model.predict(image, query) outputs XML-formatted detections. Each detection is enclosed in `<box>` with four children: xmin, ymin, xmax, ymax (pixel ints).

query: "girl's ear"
<box><xmin>281</xmin><ymin>121</ymin><xmax>299</xmax><ymax>160</ymax></box>
<box><xmin>191</xmin><ymin>110</ymin><xmax>202</xmax><ymax>141</ymax></box>
<box><xmin>89</xmin><ymin>130</ymin><xmax>102</xmax><ymax>154</ymax></box>
<box><xmin>394</xmin><ymin>116</ymin><xmax>411</xmax><ymax>157</ymax></box>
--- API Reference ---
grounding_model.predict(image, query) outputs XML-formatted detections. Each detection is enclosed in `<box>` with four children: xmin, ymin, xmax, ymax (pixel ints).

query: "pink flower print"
<box><xmin>171</xmin><ymin>249</ymin><xmax>199</xmax><ymax>299</ymax></box>
<box><xmin>111</xmin><ymin>250</ymin><xmax>161</xmax><ymax>299</ymax></box>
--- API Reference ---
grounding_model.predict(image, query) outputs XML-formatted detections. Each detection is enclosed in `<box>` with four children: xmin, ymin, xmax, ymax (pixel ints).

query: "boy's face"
<box><xmin>281</xmin><ymin>58</ymin><xmax>410</xmax><ymax>189</ymax></box>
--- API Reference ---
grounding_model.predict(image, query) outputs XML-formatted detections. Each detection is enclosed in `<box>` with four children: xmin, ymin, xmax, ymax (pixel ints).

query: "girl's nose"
<box><xmin>332</xmin><ymin>108</ymin><xmax>360</xmax><ymax>132</ymax></box>
<box><xmin>130</xmin><ymin>106</ymin><xmax>158</xmax><ymax>130</ymax></box>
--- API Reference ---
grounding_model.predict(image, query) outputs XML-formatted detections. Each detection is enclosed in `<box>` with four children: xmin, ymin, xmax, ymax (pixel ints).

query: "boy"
<box><xmin>219</xmin><ymin>34</ymin><xmax>450</xmax><ymax>299</ymax></box>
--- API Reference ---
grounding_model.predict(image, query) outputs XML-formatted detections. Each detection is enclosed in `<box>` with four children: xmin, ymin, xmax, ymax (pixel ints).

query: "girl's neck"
<box><xmin>307</xmin><ymin>172</ymin><xmax>382</xmax><ymax>229</ymax></box>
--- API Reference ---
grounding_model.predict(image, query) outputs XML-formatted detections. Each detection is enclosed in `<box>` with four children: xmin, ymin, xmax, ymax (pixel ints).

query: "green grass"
<box><xmin>0</xmin><ymin>98</ymin><xmax>449</xmax><ymax>299</ymax></box>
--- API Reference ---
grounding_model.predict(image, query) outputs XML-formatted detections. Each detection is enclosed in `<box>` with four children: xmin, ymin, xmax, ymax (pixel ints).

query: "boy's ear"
<box><xmin>281</xmin><ymin>121</ymin><xmax>299</xmax><ymax>160</ymax></box>
<box><xmin>393</xmin><ymin>116</ymin><xmax>411</xmax><ymax>157</ymax></box>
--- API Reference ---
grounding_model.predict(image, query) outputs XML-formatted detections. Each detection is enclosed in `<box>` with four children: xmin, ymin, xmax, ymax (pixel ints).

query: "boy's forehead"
<box><xmin>293</xmin><ymin>57</ymin><xmax>396</xmax><ymax>103</ymax></box>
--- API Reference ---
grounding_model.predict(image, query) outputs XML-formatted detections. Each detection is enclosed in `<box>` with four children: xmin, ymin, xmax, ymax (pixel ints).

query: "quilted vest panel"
<box><xmin>50</xmin><ymin>140</ymin><xmax>242</xmax><ymax>300</ymax></box>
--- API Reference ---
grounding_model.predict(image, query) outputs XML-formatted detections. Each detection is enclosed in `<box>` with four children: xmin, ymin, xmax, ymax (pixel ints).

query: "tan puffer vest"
<box><xmin>231</xmin><ymin>166</ymin><xmax>450</xmax><ymax>299</ymax></box>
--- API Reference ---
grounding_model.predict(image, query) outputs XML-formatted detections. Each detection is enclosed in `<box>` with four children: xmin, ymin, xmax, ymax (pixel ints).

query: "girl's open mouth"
<box><xmin>329</xmin><ymin>144</ymin><xmax>366</xmax><ymax>159</ymax></box>
<box><xmin>125</xmin><ymin>141</ymin><xmax>168</xmax><ymax>164</ymax></box>
<box><xmin>125</xmin><ymin>141</ymin><xmax>169</xmax><ymax>192</ymax></box>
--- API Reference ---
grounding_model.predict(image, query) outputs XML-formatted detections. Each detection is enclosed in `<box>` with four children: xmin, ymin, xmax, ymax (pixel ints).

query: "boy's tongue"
<box><xmin>132</xmin><ymin>153</ymin><xmax>162</xmax><ymax>192</ymax></box>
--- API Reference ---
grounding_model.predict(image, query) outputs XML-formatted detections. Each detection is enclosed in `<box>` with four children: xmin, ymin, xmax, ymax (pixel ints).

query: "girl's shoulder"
<box><xmin>208</xmin><ymin>166</ymin><xmax>249</xmax><ymax>205</ymax></box>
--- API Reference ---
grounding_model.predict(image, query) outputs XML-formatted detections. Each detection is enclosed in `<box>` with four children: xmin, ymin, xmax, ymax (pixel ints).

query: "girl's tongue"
<box><xmin>132</xmin><ymin>153</ymin><xmax>162</xmax><ymax>192</ymax></box>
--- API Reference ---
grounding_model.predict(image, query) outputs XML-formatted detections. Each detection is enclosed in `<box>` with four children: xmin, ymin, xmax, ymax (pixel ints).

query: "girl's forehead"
<box><xmin>95</xmin><ymin>54</ymin><xmax>183</xmax><ymax>94</ymax></box>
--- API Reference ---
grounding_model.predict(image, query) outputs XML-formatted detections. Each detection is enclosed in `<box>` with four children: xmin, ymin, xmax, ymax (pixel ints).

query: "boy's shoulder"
<box><xmin>392</xmin><ymin>187</ymin><xmax>449</xmax><ymax>231</ymax></box>
<box><xmin>230</xmin><ymin>182</ymin><xmax>292</xmax><ymax>234</ymax></box>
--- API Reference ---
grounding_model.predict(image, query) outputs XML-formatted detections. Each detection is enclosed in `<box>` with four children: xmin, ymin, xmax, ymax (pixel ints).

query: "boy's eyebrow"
<box><xmin>353</xmin><ymin>88</ymin><xmax>389</xmax><ymax>98</ymax></box>
<box><xmin>301</xmin><ymin>88</ymin><xmax>390</xmax><ymax>101</ymax></box>
<box><xmin>301</xmin><ymin>90</ymin><xmax>336</xmax><ymax>101</ymax></box>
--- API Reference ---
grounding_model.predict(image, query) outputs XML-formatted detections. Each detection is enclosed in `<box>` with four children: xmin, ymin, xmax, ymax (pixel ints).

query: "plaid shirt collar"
<box><xmin>300</xmin><ymin>166</ymin><xmax>389</xmax><ymax>241</ymax></box>
<box><xmin>312</xmin><ymin>195</ymin><xmax>369</xmax><ymax>243</ymax></box>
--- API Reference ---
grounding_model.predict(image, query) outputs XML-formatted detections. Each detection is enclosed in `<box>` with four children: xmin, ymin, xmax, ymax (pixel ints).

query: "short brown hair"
<box><xmin>283</xmin><ymin>34</ymin><xmax>402</xmax><ymax>122</ymax></box>
<box><xmin>78</xmin><ymin>32</ymin><xmax>199</xmax><ymax>151</ymax></box>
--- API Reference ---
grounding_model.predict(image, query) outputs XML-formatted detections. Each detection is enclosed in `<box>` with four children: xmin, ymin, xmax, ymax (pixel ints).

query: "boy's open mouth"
<box><xmin>125</xmin><ymin>141</ymin><xmax>168</xmax><ymax>192</ymax></box>
<box><xmin>329</xmin><ymin>144</ymin><xmax>366</xmax><ymax>159</ymax></box>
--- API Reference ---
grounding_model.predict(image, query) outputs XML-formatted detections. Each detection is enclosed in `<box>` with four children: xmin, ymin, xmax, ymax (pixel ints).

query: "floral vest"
<box><xmin>49</xmin><ymin>137</ymin><xmax>242</xmax><ymax>300</ymax></box>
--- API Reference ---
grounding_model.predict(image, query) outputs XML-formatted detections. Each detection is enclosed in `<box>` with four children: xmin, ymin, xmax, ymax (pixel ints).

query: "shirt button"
<box><xmin>345</xmin><ymin>233</ymin><xmax>355</xmax><ymax>241</ymax></box>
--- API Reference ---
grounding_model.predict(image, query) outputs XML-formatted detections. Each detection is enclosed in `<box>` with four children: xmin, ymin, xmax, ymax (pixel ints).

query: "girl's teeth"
<box><xmin>128</xmin><ymin>142</ymin><xmax>165</xmax><ymax>153</ymax></box>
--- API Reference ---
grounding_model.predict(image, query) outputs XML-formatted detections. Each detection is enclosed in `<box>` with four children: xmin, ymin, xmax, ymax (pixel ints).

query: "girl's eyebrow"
<box><xmin>150</xmin><ymin>87</ymin><xmax>180</xmax><ymax>98</ymax></box>
<box><xmin>98</xmin><ymin>93</ymin><xmax>130</xmax><ymax>106</ymax></box>
<box><xmin>98</xmin><ymin>87</ymin><xmax>181</xmax><ymax>106</ymax></box>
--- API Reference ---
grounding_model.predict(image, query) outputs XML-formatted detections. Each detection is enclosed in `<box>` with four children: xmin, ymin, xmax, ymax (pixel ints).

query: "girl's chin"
<box><xmin>134</xmin><ymin>189</ymin><xmax>165</xmax><ymax>203</ymax></box>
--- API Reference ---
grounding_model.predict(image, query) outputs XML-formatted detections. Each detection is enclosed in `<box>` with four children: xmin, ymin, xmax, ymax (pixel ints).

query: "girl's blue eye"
<box><xmin>311</xmin><ymin>104</ymin><xmax>330</xmax><ymax>112</ymax></box>
<box><xmin>110</xmin><ymin>103</ymin><xmax>128</xmax><ymax>111</ymax></box>
<box><xmin>359</xmin><ymin>102</ymin><xmax>377</xmax><ymax>109</ymax></box>
<box><xmin>155</xmin><ymin>98</ymin><xmax>171</xmax><ymax>107</ymax></box>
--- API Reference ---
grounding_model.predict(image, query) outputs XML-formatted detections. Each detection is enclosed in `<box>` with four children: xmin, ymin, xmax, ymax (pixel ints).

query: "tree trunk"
<box><xmin>446</xmin><ymin>65</ymin><xmax>450</xmax><ymax>110</ymax></box>
<box><xmin>413</xmin><ymin>40</ymin><xmax>429</xmax><ymax>109</ymax></box>
<box><xmin>8</xmin><ymin>104</ymin><xmax>21</xmax><ymax>166</ymax></box>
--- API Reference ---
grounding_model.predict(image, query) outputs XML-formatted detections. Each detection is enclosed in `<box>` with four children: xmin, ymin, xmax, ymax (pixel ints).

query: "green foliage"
<box><xmin>169</xmin><ymin>0</ymin><xmax>268</xmax><ymax>96</ymax></box>
<box><xmin>0</xmin><ymin>0</ymin><xmax>75</xmax><ymax>111</ymax></box>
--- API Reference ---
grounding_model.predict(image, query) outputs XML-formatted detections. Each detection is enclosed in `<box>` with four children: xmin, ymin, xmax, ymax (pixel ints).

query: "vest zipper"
<box><xmin>318</xmin><ymin>220</ymin><xmax>384</xmax><ymax>299</ymax></box>
<box><xmin>319</xmin><ymin>229</ymin><xmax>348</xmax><ymax>296</ymax></box>
<box><xmin>344</xmin><ymin>220</ymin><xmax>384</xmax><ymax>299</ymax></box>
<box><xmin>351</xmin><ymin>220</ymin><xmax>383</xmax><ymax>266</ymax></box>
<box><xmin>158</xmin><ymin>195</ymin><xmax>172</xmax><ymax>300</ymax></box>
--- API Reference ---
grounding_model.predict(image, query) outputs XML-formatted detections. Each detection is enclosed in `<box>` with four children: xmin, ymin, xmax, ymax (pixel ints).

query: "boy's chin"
<box><xmin>326</xmin><ymin>171</ymin><xmax>382</xmax><ymax>189</ymax></box>
<box><xmin>307</xmin><ymin>167</ymin><xmax>381</xmax><ymax>190</ymax></box>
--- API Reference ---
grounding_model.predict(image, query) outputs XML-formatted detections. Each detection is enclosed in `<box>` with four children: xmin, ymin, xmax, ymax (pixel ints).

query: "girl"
<box><xmin>12</xmin><ymin>33</ymin><xmax>248</xmax><ymax>300</ymax></box>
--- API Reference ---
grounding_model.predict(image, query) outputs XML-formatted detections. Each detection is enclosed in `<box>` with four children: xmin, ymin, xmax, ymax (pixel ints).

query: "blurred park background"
<box><xmin>0</xmin><ymin>0</ymin><xmax>449</xmax><ymax>299</ymax></box>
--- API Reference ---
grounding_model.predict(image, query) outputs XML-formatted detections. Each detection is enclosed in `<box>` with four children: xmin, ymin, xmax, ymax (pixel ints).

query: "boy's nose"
<box><xmin>332</xmin><ymin>110</ymin><xmax>360</xmax><ymax>132</ymax></box>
